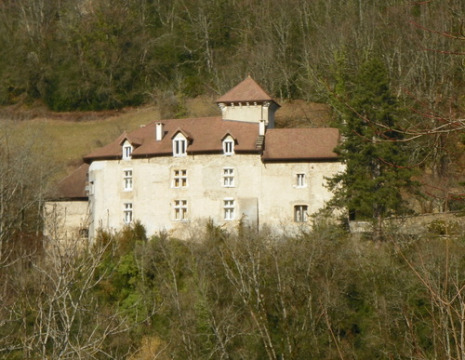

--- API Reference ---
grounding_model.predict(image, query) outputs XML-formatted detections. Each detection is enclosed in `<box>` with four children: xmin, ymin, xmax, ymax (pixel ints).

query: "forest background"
<box><xmin>1</xmin><ymin>0</ymin><xmax>464</xmax><ymax>112</ymax></box>
<box><xmin>3</xmin><ymin>0</ymin><xmax>465</xmax><ymax>358</ymax></box>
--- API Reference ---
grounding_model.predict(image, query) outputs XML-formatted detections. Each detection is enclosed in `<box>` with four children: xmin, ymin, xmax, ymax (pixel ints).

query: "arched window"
<box><xmin>172</xmin><ymin>133</ymin><xmax>187</xmax><ymax>157</ymax></box>
<box><xmin>223</xmin><ymin>135</ymin><xmax>235</xmax><ymax>155</ymax></box>
<box><xmin>122</xmin><ymin>140</ymin><xmax>133</xmax><ymax>160</ymax></box>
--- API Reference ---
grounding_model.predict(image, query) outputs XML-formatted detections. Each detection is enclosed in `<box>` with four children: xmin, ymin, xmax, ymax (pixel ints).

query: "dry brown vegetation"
<box><xmin>4</xmin><ymin>221</ymin><xmax>465</xmax><ymax>359</ymax></box>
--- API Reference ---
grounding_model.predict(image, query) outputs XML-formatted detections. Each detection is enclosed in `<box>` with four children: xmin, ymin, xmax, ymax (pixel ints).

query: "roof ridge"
<box><xmin>216</xmin><ymin>77</ymin><xmax>276</xmax><ymax>104</ymax></box>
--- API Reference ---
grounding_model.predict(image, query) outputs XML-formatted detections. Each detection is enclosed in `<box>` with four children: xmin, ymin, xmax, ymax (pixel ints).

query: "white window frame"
<box><xmin>123</xmin><ymin>169</ymin><xmax>133</xmax><ymax>191</ymax></box>
<box><xmin>223</xmin><ymin>167</ymin><xmax>235</xmax><ymax>187</ymax></box>
<box><xmin>173</xmin><ymin>169</ymin><xmax>188</xmax><ymax>188</ymax></box>
<box><xmin>224</xmin><ymin>198</ymin><xmax>235</xmax><ymax>220</ymax></box>
<box><xmin>296</xmin><ymin>173</ymin><xmax>306</xmax><ymax>188</ymax></box>
<box><xmin>174</xmin><ymin>200</ymin><xmax>188</xmax><ymax>221</ymax></box>
<box><xmin>122</xmin><ymin>141</ymin><xmax>133</xmax><ymax>160</ymax></box>
<box><xmin>294</xmin><ymin>205</ymin><xmax>308</xmax><ymax>223</ymax></box>
<box><xmin>223</xmin><ymin>136</ymin><xmax>235</xmax><ymax>155</ymax></box>
<box><xmin>124</xmin><ymin>203</ymin><xmax>133</xmax><ymax>224</ymax></box>
<box><xmin>173</xmin><ymin>133</ymin><xmax>187</xmax><ymax>157</ymax></box>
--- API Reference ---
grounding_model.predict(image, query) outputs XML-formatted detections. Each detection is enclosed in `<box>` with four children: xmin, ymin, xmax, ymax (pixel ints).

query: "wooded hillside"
<box><xmin>1</xmin><ymin>0</ymin><xmax>464</xmax><ymax>113</ymax></box>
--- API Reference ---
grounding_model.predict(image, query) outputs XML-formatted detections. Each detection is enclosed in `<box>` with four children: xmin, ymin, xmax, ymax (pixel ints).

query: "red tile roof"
<box><xmin>216</xmin><ymin>76</ymin><xmax>279</xmax><ymax>105</ymax></box>
<box><xmin>262</xmin><ymin>128</ymin><xmax>340</xmax><ymax>161</ymax></box>
<box><xmin>83</xmin><ymin>117</ymin><xmax>261</xmax><ymax>161</ymax></box>
<box><xmin>50</xmin><ymin>163</ymin><xmax>89</xmax><ymax>200</ymax></box>
<box><xmin>83</xmin><ymin>116</ymin><xmax>339</xmax><ymax>162</ymax></box>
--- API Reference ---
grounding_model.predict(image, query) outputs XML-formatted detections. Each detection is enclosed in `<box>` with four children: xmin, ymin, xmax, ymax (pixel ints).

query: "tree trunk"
<box><xmin>373</xmin><ymin>206</ymin><xmax>383</xmax><ymax>242</ymax></box>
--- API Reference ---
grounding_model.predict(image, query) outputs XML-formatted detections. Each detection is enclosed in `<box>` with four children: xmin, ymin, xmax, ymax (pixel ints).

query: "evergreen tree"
<box><xmin>328</xmin><ymin>56</ymin><xmax>414</xmax><ymax>240</ymax></box>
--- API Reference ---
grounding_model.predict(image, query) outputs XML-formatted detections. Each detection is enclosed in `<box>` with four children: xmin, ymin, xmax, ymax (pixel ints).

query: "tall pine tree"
<box><xmin>328</xmin><ymin>56</ymin><xmax>414</xmax><ymax>240</ymax></box>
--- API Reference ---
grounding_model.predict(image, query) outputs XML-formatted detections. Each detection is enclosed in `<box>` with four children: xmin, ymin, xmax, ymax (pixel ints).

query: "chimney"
<box><xmin>156</xmin><ymin>122</ymin><xmax>164</xmax><ymax>141</ymax></box>
<box><xmin>259</xmin><ymin>119</ymin><xmax>265</xmax><ymax>136</ymax></box>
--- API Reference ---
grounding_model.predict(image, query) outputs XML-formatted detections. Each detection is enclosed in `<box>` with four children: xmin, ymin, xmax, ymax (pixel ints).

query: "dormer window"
<box><xmin>122</xmin><ymin>141</ymin><xmax>133</xmax><ymax>160</ymax></box>
<box><xmin>223</xmin><ymin>135</ymin><xmax>235</xmax><ymax>156</ymax></box>
<box><xmin>172</xmin><ymin>133</ymin><xmax>187</xmax><ymax>157</ymax></box>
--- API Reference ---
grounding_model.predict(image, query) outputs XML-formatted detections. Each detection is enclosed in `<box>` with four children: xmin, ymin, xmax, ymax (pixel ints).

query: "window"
<box><xmin>124</xmin><ymin>169</ymin><xmax>133</xmax><ymax>191</ymax></box>
<box><xmin>296</xmin><ymin>173</ymin><xmax>306</xmax><ymax>188</ymax></box>
<box><xmin>78</xmin><ymin>228</ymin><xmax>89</xmax><ymax>239</ymax></box>
<box><xmin>223</xmin><ymin>136</ymin><xmax>235</xmax><ymax>155</ymax></box>
<box><xmin>173</xmin><ymin>134</ymin><xmax>187</xmax><ymax>157</ymax></box>
<box><xmin>174</xmin><ymin>200</ymin><xmax>188</xmax><ymax>220</ymax></box>
<box><xmin>294</xmin><ymin>205</ymin><xmax>308</xmax><ymax>222</ymax></box>
<box><xmin>124</xmin><ymin>203</ymin><xmax>133</xmax><ymax>224</ymax></box>
<box><xmin>224</xmin><ymin>199</ymin><xmax>235</xmax><ymax>220</ymax></box>
<box><xmin>85</xmin><ymin>181</ymin><xmax>94</xmax><ymax>195</ymax></box>
<box><xmin>223</xmin><ymin>168</ymin><xmax>235</xmax><ymax>187</ymax></box>
<box><xmin>122</xmin><ymin>141</ymin><xmax>133</xmax><ymax>160</ymax></box>
<box><xmin>173</xmin><ymin>169</ymin><xmax>187</xmax><ymax>188</ymax></box>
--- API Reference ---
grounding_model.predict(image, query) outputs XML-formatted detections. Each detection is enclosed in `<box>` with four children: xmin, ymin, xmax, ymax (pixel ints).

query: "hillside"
<box><xmin>1</xmin><ymin>0</ymin><xmax>463</xmax><ymax>114</ymax></box>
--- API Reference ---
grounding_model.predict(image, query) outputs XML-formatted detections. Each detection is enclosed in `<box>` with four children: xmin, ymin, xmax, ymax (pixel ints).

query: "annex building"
<box><xmin>45</xmin><ymin>77</ymin><xmax>344</xmax><ymax>241</ymax></box>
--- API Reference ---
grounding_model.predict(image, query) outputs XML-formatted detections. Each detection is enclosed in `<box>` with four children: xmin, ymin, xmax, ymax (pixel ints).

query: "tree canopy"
<box><xmin>328</xmin><ymin>56</ymin><xmax>416</xmax><ymax>239</ymax></box>
<box><xmin>0</xmin><ymin>0</ymin><xmax>464</xmax><ymax>111</ymax></box>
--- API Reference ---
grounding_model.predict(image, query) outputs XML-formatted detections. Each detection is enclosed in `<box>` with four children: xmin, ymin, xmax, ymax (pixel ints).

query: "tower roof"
<box><xmin>216</xmin><ymin>76</ymin><xmax>278</xmax><ymax>105</ymax></box>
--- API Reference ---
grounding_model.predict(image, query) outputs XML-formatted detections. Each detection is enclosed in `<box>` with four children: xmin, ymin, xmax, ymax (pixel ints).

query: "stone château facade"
<box><xmin>45</xmin><ymin>77</ymin><xmax>344</xmax><ymax>241</ymax></box>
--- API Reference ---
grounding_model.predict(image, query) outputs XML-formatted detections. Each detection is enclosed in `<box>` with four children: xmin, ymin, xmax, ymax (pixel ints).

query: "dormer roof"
<box><xmin>216</xmin><ymin>76</ymin><xmax>279</xmax><ymax>106</ymax></box>
<box><xmin>119</xmin><ymin>133</ymin><xmax>143</xmax><ymax>146</ymax></box>
<box><xmin>171</xmin><ymin>128</ymin><xmax>192</xmax><ymax>141</ymax></box>
<box><xmin>221</xmin><ymin>132</ymin><xmax>237</xmax><ymax>142</ymax></box>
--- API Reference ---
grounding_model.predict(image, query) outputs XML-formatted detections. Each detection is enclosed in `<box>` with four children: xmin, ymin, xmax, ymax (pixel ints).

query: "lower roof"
<box><xmin>262</xmin><ymin>128</ymin><xmax>339</xmax><ymax>161</ymax></box>
<box><xmin>48</xmin><ymin>163</ymin><xmax>89</xmax><ymax>200</ymax></box>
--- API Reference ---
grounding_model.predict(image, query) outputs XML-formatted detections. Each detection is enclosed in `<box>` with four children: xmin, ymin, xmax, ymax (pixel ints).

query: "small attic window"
<box><xmin>223</xmin><ymin>135</ymin><xmax>235</xmax><ymax>155</ymax></box>
<box><xmin>173</xmin><ymin>133</ymin><xmax>187</xmax><ymax>157</ymax></box>
<box><xmin>122</xmin><ymin>141</ymin><xmax>133</xmax><ymax>160</ymax></box>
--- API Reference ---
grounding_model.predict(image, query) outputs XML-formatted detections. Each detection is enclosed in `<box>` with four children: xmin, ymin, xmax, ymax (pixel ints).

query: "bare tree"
<box><xmin>1</xmin><ymin>232</ymin><xmax>131</xmax><ymax>359</ymax></box>
<box><xmin>0</xmin><ymin>122</ymin><xmax>57</xmax><ymax>264</ymax></box>
<box><xmin>396</xmin><ymin>235</ymin><xmax>465</xmax><ymax>360</ymax></box>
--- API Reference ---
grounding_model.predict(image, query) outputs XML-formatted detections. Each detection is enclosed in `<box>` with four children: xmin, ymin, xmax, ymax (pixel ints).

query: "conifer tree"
<box><xmin>328</xmin><ymin>56</ymin><xmax>414</xmax><ymax>240</ymax></box>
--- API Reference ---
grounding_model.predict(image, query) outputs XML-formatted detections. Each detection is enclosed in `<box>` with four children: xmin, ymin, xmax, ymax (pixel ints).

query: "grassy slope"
<box><xmin>16</xmin><ymin>106</ymin><xmax>160</xmax><ymax>165</ymax></box>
